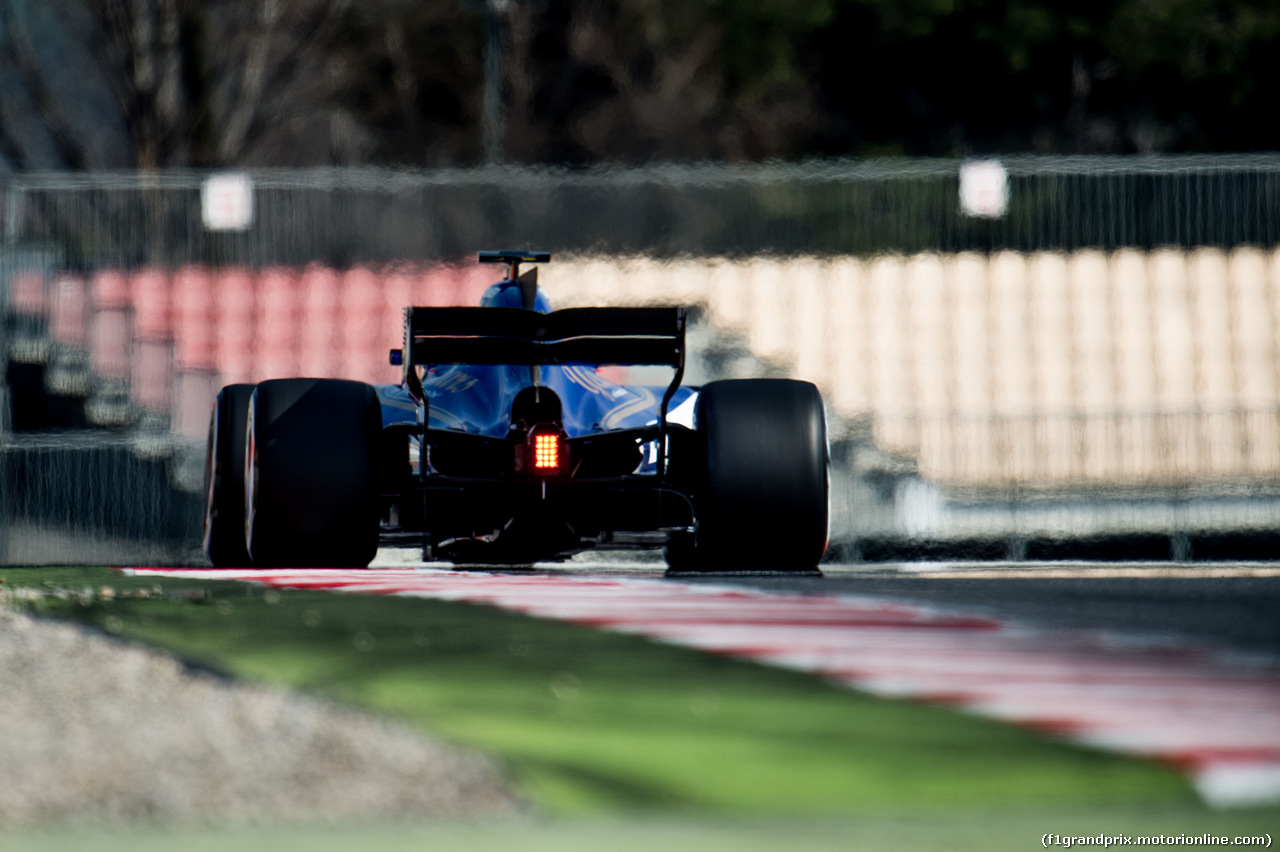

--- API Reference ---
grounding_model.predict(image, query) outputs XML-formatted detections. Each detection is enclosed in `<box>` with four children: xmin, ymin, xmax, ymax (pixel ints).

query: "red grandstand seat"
<box><xmin>91</xmin><ymin>269</ymin><xmax>130</xmax><ymax>309</ymax></box>
<box><xmin>88</xmin><ymin>270</ymin><xmax>132</xmax><ymax>380</ymax></box>
<box><xmin>340</xmin><ymin>266</ymin><xmax>390</xmax><ymax>384</ymax></box>
<box><xmin>9</xmin><ymin>270</ymin><xmax>47</xmax><ymax>318</ymax></box>
<box><xmin>255</xmin><ymin>267</ymin><xmax>300</xmax><ymax>379</ymax></box>
<box><xmin>168</xmin><ymin>266</ymin><xmax>221</xmax><ymax>440</ymax></box>
<box><xmin>410</xmin><ymin>265</ymin><xmax>446</xmax><ymax>307</ymax></box>
<box><xmin>131</xmin><ymin>339</ymin><xmax>171</xmax><ymax>411</ymax></box>
<box><xmin>298</xmin><ymin>264</ymin><xmax>340</xmax><ymax>378</ymax></box>
<box><xmin>458</xmin><ymin>261</ymin><xmax>496</xmax><ymax>305</ymax></box>
<box><xmin>48</xmin><ymin>274</ymin><xmax>88</xmax><ymax>346</ymax></box>
<box><xmin>213</xmin><ymin>268</ymin><xmax>256</xmax><ymax>385</ymax></box>
<box><xmin>130</xmin><ymin>268</ymin><xmax>171</xmax><ymax>340</ymax></box>
<box><xmin>88</xmin><ymin>308</ymin><xmax>130</xmax><ymax>380</ymax></box>
<box><xmin>172</xmin><ymin>266</ymin><xmax>215</xmax><ymax>371</ymax></box>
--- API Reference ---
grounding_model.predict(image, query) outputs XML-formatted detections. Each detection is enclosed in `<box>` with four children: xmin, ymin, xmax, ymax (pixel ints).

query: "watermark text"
<box><xmin>1042</xmin><ymin>834</ymin><xmax>1271</xmax><ymax>848</ymax></box>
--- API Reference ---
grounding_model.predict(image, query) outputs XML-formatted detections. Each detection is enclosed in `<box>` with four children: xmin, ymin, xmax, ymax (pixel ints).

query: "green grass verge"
<box><xmin>2</xmin><ymin>566</ymin><xmax>1266</xmax><ymax>834</ymax></box>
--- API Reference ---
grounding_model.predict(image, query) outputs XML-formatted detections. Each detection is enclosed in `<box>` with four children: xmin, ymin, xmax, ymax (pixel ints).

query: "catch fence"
<box><xmin>4</xmin><ymin>157</ymin><xmax>1280</xmax><ymax>563</ymax></box>
<box><xmin>5</xmin><ymin>155</ymin><xmax>1280</xmax><ymax>266</ymax></box>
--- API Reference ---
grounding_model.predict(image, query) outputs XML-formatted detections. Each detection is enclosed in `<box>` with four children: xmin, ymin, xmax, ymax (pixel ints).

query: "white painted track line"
<box><xmin>126</xmin><ymin>565</ymin><xmax>1280</xmax><ymax>808</ymax></box>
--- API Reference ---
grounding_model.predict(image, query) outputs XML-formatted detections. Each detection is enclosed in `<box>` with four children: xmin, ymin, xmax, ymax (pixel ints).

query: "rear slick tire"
<box><xmin>246</xmin><ymin>378</ymin><xmax>382</xmax><ymax>568</ymax></box>
<box><xmin>673</xmin><ymin>378</ymin><xmax>829</xmax><ymax>572</ymax></box>
<box><xmin>203</xmin><ymin>383</ymin><xmax>256</xmax><ymax>567</ymax></box>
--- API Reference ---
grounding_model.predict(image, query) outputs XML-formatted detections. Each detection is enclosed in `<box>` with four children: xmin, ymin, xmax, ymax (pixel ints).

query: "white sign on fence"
<box><xmin>959</xmin><ymin>159</ymin><xmax>1009</xmax><ymax>218</ymax></box>
<box><xmin>201</xmin><ymin>172</ymin><xmax>255</xmax><ymax>232</ymax></box>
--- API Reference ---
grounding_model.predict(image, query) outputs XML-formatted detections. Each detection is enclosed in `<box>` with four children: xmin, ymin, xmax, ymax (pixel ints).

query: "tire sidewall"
<box><xmin>203</xmin><ymin>383</ymin><xmax>256</xmax><ymax>566</ymax></box>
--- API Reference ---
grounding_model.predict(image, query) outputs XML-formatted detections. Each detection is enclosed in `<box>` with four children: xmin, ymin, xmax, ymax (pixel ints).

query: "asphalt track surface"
<box><xmin>684</xmin><ymin>563</ymin><xmax>1280</xmax><ymax>657</ymax></box>
<box><xmin>464</xmin><ymin>553</ymin><xmax>1280</xmax><ymax>656</ymax></box>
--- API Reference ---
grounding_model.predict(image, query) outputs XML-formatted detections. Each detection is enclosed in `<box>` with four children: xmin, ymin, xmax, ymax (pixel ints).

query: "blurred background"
<box><xmin>3</xmin><ymin>0</ymin><xmax>1280</xmax><ymax>565</ymax></box>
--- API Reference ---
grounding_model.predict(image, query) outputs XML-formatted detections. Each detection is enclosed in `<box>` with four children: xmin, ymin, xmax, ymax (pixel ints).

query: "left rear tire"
<box><xmin>246</xmin><ymin>378</ymin><xmax>382</xmax><ymax>568</ymax></box>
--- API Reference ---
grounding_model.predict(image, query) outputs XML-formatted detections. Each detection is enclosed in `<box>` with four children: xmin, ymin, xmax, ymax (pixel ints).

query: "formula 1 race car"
<box><xmin>203</xmin><ymin>251</ymin><xmax>829</xmax><ymax>572</ymax></box>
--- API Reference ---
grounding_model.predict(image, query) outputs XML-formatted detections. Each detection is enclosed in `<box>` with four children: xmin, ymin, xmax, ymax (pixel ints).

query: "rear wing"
<box><xmin>400</xmin><ymin>305</ymin><xmax>688</xmax><ymax>475</ymax></box>
<box><xmin>402</xmin><ymin>306</ymin><xmax>686</xmax><ymax>369</ymax></box>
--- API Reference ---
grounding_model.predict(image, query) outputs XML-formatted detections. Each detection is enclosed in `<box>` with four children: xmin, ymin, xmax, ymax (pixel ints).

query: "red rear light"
<box><xmin>517</xmin><ymin>427</ymin><xmax>566</xmax><ymax>476</ymax></box>
<box><xmin>533</xmin><ymin>433</ymin><xmax>559</xmax><ymax>470</ymax></box>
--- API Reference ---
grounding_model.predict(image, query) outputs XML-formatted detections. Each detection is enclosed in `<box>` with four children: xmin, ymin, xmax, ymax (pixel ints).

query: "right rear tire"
<box><xmin>667</xmin><ymin>378</ymin><xmax>829</xmax><ymax>572</ymax></box>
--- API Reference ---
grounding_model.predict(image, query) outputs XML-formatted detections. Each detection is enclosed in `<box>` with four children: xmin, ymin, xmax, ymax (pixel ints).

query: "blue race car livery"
<box><xmin>204</xmin><ymin>251</ymin><xmax>829</xmax><ymax>572</ymax></box>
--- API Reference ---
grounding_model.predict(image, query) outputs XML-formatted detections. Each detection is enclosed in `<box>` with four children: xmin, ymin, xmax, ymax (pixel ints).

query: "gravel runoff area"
<box><xmin>0</xmin><ymin>603</ymin><xmax>526</xmax><ymax>828</ymax></box>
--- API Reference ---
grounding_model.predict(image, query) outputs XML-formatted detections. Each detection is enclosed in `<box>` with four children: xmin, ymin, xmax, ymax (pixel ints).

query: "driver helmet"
<box><xmin>479</xmin><ymin>280</ymin><xmax>552</xmax><ymax>313</ymax></box>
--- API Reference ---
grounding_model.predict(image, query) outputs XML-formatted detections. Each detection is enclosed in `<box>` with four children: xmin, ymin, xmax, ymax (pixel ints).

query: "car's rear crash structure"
<box><xmin>203</xmin><ymin>251</ymin><xmax>829</xmax><ymax>572</ymax></box>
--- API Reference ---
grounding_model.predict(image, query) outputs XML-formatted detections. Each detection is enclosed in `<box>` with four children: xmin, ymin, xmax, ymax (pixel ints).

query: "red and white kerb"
<box><xmin>124</xmin><ymin>566</ymin><xmax>1280</xmax><ymax>808</ymax></box>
